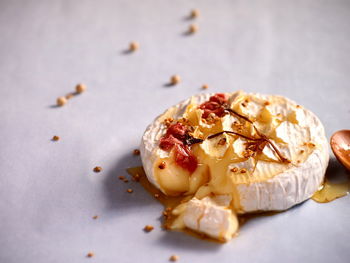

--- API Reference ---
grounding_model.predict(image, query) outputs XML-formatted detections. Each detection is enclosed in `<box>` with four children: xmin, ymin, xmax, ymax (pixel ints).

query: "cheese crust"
<box><xmin>140</xmin><ymin>91</ymin><xmax>329</xmax><ymax>240</ymax></box>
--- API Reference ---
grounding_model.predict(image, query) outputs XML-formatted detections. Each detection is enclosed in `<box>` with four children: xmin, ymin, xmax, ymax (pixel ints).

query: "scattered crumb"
<box><xmin>230</xmin><ymin>167</ymin><xmax>238</xmax><ymax>173</ymax></box>
<box><xmin>188</xmin><ymin>24</ymin><xmax>198</xmax><ymax>34</ymax></box>
<box><xmin>154</xmin><ymin>193</ymin><xmax>160</xmax><ymax>198</ymax></box>
<box><xmin>296</xmin><ymin>105</ymin><xmax>301</xmax><ymax>108</ymax></box>
<box><xmin>217</xmin><ymin>138</ymin><xmax>226</xmax><ymax>146</ymax></box>
<box><xmin>87</xmin><ymin>252</ymin><xmax>94</xmax><ymax>258</ymax></box>
<box><xmin>166</xmin><ymin>207</ymin><xmax>172</xmax><ymax>212</ymax></box>
<box><xmin>76</xmin><ymin>83</ymin><xmax>87</xmax><ymax>94</ymax></box>
<box><xmin>129</xmin><ymin>42</ymin><xmax>139</xmax><ymax>52</ymax></box>
<box><xmin>158</xmin><ymin>161</ymin><xmax>166</xmax><ymax>169</ymax></box>
<box><xmin>123</xmin><ymin>179</ymin><xmax>129</xmax><ymax>183</ymax></box>
<box><xmin>300</xmin><ymin>150</ymin><xmax>305</xmax><ymax>154</ymax></box>
<box><xmin>190</xmin><ymin>9</ymin><xmax>199</xmax><ymax>19</ymax></box>
<box><xmin>127</xmin><ymin>188</ymin><xmax>133</xmax><ymax>193</ymax></box>
<box><xmin>92</xmin><ymin>215</ymin><xmax>98</xmax><ymax>220</ymax></box>
<box><xmin>202</xmin><ymin>84</ymin><xmax>208</xmax><ymax>90</ymax></box>
<box><xmin>169</xmin><ymin>255</ymin><xmax>179</xmax><ymax>262</ymax></box>
<box><xmin>240</xmin><ymin>168</ymin><xmax>247</xmax><ymax>174</ymax></box>
<box><xmin>264</xmin><ymin>101</ymin><xmax>270</xmax><ymax>106</ymax></box>
<box><xmin>93</xmin><ymin>166</ymin><xmax>102</xmax><ymax>173</ymax></box>
<box><xmin>57</xmin><ymin>96</ymin><xmax>67</xmax><ymax>106</ymax></box>
<box><xmin>132</xmin><ymin>173</ymin><xmax>140</xmax><ymax>182</ymax></box>
<box><xmin>170</xmin><ymin>75</ymin><xmax>181</xmax><ymax>85</ymax></box>
<box><xmin>133</xmin><ymin>149</ymin><xmax>140</xmax><ymax>155</ymax></box>
<box><xmin>65</xmin><ymin>93</ymin><xmax>74</xmax><ymax>99</ymax></box>
<box><xmin>52</xmin><ymin>135</ymin><xmax>60</xmax><ymax>141</ymax></box>
<box><xmin>144</xmin><ymin>225</ymin><xmax>154</xmax><ymax>232</ymax></box>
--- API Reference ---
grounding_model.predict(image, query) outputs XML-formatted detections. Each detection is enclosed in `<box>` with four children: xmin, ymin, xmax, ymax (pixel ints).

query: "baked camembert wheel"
<box><xmin>140</xmin><ymin>91</ymin><xmax>329</xmax><ymax>242</ymax></box>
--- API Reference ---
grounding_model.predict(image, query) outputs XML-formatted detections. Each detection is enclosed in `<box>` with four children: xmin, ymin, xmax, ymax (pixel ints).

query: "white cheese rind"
<box><xmin>183</xmin><ymin>196</ymin><xmax>238</xmax><ymax>241</ymax></box>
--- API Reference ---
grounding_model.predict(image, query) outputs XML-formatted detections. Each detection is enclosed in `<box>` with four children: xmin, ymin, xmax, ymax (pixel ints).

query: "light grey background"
<box><xmin>0</xmin><ymin>0</ymin><xmax>349</xmax><ymax>262</ymax></box>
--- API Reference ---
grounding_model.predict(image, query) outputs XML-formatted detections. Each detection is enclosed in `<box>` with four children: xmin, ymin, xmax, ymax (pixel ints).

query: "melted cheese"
<box><xmin>140</xmin><ymin>91</ymin><xmax>329</xmax><ymax>241</ymax></box>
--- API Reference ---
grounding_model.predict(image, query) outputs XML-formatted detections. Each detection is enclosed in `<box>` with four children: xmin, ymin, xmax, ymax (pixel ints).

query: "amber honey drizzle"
<box><xmin>311</xmin><ymin>180</ymin><xmax>350</xmax><ymax>203</ymax></box>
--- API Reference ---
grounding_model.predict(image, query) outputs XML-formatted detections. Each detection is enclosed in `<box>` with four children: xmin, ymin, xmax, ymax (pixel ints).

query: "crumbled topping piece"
<box><xmin>92</xmin><ymin>215</ymin><xmax>98</xmax><ymax>220</ymax></box>
<box><xmin>52</xmin><ymin>135</ymin><xmax>60</xmax><ymax>141</ymax></box>
<box><xmin>189</xmin><ymin>24</ymin><xmax>198</xmax><ymax>34</ymax></box>
<box><xmin>132</xmin><ymin>173</ymin><xmax>140</xmax><ymax>182</ymax></box>
<box><xmin>118</xmin><ymin>176</ymin><xmax>126</xmax><ymax>180</ymax></box>
<box><xmin>133</xmin><ymin>149</ymin><xmax>140</xmax><ymax>155</ymax></box>
<box><xmin>217</xmin><ymin>137</ymin><xmax>227</xmax><ymax>146</ymax></box>
<box><xmin>57</xmin><ymin>96</ymin><xmax>67</xmax><ymax>106</ymax></box>
<box><xmin>129</xmin><ymin>42</ymin><xmax>139</xmax><ymax>52</ymax></box>
<box><xmin>169</xmin><ymin>255</ymin><xmax>179</xmax><ymax>261</ymax></box>
<box><xmin>231</xmin><ymin>167</ymin><xmax>238</xmax><ymax>173</ymax></box>
<box><xmin>240</xmin><ymin>168</ymin><xmax>247</xmax><ymax>174</ymax></box>
<box><xmin>154</xmin><ymin>193</ymin><xmax>160</xmax><ymax>198</ymax></box>
<box><xmin>93</xmin><ymin>166</ymin><xmax>102</xmax><ymax>173</ymax></box>
<box><xmin>158</xmin><ymin>161</ymin><xmax>166</xmax><ymax>169</ymax></box>
<box><xmin>65</xmin><ymin>93</ymin><xmax>74</xmax><ymax>99</ymax></box>
<box><xmin>144</xmin><ymin>225</ymin><xmax>154</xmax><ymax>232</ymax></box>
<box><xmin>202</xmin><ymin>84</ymin><xmax>209</xmax><ymax>90</ymax></box>
<box><xmin>264</xmin><ymin>101</ymin><xmax>270</xmax><ymax>106</ymax></box>
<box><xmin>170</xmin><ymin>75</ymin><xmax>181</xmax><ymax>85</ymax></box>
<box><xmin>76</xmin><ymin>83</ymin><xmax>87</xmax><ymax>93</ymax></box>
<box><xmin>164</xmin><ymin>118</ymin><xmax>174</xmax><ymax>127</ymax></box>
<box><xmin>127</xmin><ymin>188</ymin><xmax>133</xmax><ymax>193</ymax></box>
<box><xmin>87</xmin><ymin>252</ymin><xmax>94</xmax><ymax>258</ymax></box>
<box><xmin>190</xmin><ymin>9</ymin><xmax>199</xmax><ymax>18</ymax></box>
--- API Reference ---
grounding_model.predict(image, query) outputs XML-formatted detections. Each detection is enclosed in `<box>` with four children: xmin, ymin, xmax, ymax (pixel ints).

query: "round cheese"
<box><xmin>140</xmin><ymin>91</ymin><xmax>329</xmax><ymax>213</ymax></box>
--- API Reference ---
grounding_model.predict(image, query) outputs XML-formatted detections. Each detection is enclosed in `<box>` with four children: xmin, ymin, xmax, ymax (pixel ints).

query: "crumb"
<box><xmin>188</xmin><ymin>24</ymin><xmax>198</xmax><ymax>34</ymax></box>
<box><xmin>87</xmin><ymin>252</ymin><xmax>94</xmax><ymax>258</ymax></box>
<box><xmin>230</xmin><ymin>167</ymin><xmax>238</xmax><ymax>173</ymax></box>
<box><xmin>93</xmin><ymin>166</ymin><xmax>102</xmax><ymax>173</ymax></box>
<box><xmin>202</xmin><ymin>84</ymin><xmax>209</xmax><ymax>90</ymax></box>
<box><xmin>170</xmin><ymin>75</ymin><xmax>181</xmax><ymax>85</ymax></box>
<box><xmin>264</xmin><ymin>101</ymin><xmax>270</xmax><ymax>106</ymax></box>
<box><xmin>123</xmin><ymin>179</ymin><xmax>129</xmax><ymax>183</ymax></box>
<box><xmin>190</xmin><ymin>9</ymin><xmax>199</xmax><ymax>18</ymax></box>
<box><xmin>217</xmin><ymin>138</ymin><xmax>226</xmax><ymax>146</ymax></box>
<box><xmin>57</xmin><ymin>96</ymin><xmax>67</xmax><ymax>106</ymax></box>
<box><xmin>296</xmin><ymin>105</ymin><xmax>301</xmax><ymax>108</ymax></box>
<box><xmin>118</xmin><ymin>175</ymin><xmax>126</xmax><ymax>180</ymax></box>
<box><xmin>241</xmin><ymin>102</ymin><xmax>247</xmax><ymax>107</ymax></box>
<box><xmin>65</xmin><ymin>93</ymin><xmax>74</xmax><ymax>99</ymax></box>
<box><xmin>129</xmin><ymin>41</ymin><xmax>139</xmax><ymax>52</ymax></box>
<box><xmin>169</xmin><ymin>255</ymin><xmax>179</xmax><ymax>261</ymax></box>
<box><xmin>164</xmin><ymin>118</ymin><xmax>174</xmax><ymax>127</ymax></box>
<box><xmin>144</xmin><ymin>225</ymin><xmax>154</xmax><ymax>232</ymax></box>
<box><xmin>240</xmin><ymin>168</ymin><xmax>247</xmax><ymax>174</ymax></box>
<box><xmin>158</xmin><ymin>161</ymin><xmax>166</xmax><ymax>169</ymax></box>
<box><xmin>166</xmin><ymin>207</ymin><xmax>172</xmax><ymax>212</ymax></box>
<box><xmin>76</xmin><ymin>83</ymin><xmax>87</xmax><ymax>94</ymax></box>
<box><xmin>300</xmin><ymin>150</ymin><xmax>305</xmax><ymax>154</ymax></box>
<box><xmin>163</xmin><ymin>211</ymin><xmax>169</xmax><ymax>217</ymax></box>
<box><xmin>127</xmin><ymin>188</ymin><xmax>133</xmax><ymax>193</ymax></box>
<box><xmin>133</xmin><ymin>149</ymin><xmax>140</xmax><ymax>155</ymax></box>
<box><xmin>92</xmin><ymin>215</ymin><xmax>98</xmax><ymax>220</ymax></box>
<box><xmin>132</xmin><ymin>173</ymin><xmax>140</xmax><ymax>182</ymax></box>
<box><xmin>154</xmin><ymin>193</ymin><xmax>160</xmax><ymax>198</ymax></box>
<box><xmin>52</xmin><ymin>135</ymin><xmax>60</xmax><ymax>141</ymax></box>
